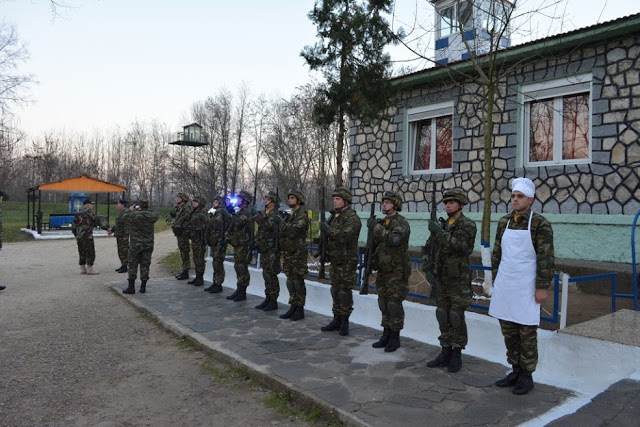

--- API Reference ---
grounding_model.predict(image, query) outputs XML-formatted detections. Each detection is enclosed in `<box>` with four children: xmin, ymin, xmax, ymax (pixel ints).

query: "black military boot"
<box><xmin>116</xmin><ymin>265</ymin><xmax>128</xmax><ymax>273</ymax></box>
<box><xmin>448</xmin><ymin>348</ymin><xmax>462</xmax><ymax>373</ymax></box>
<box><xmin>204</xmin><ymin>280</ymin><xmax>218</xmax><ymax>292</ymax></box>
<box><xmin>175</xmin><ymin>270</ymin><xmax>189</xmax><ymax>280</ymax></box>
<box><xmin>208</xmin><ymin>282</ymin><xmax>223</xmax><ymax>294</ymax></box>
<box><xmin>139</xmin><ymin>280</ymin><xmax>147</xmax><ymax>294</ymax></box>
<box><xmin>512</xmin><ymin>370</ymin><xmax>534</xmax><ymax>395</ymax></box>
<box><xmin>339</xmin><ymin>315</ymin><xmax>350</xmax><ymax>336</ymax></box>
<box><xmin>321</xmin><ymin>315</ymin><xmax>341</xmax><ymax>332</ymax></box>
<box><xmin>495</xmin><ymin>365</ymin><xmax>522</xmax><ymax>387</ymax></box>
<box><xmin>384</xmin><ymin>330</ymin><xmax>401</xmax><ymax>352</ymax></box>
<box><xmin>263</xmin><ymin>296</ymin><xmax>278</xmax><ymax>311</ymax></box>
<box><xmin>226</xmin><ymin>287</ymin><xmax>240</xmax><ymax>300</ymax></box>
<box><xmin>372</xmin><ymin>328</ymin><xmax>391</xmax><ymax>348</ymax></box>
<box><xmin>290</xmin><ymin>306</ymin><xmax>305</xmax><ymax>321</ymax></box>
<box><xmin>279</xmin><ymin>305</ymin><xmax>296</xmax><ymax>319</ymax></box>
<box><xmin>427</xmin><ymin>347</ymin><xmax>452</xmax><ymax>368</ymax></box>
<box><xmin>233</xmin><ymin>287</ymin><xmax>247</xmax><ymax>302</ymax></box>
<box><xmin>122</xmin><ymin>279</ymin><xmax>135</xmax><ymax>295</ymax></box>
<box><xmin>255</xmin><ymin>296</ymin><xmax>269</xmax><ymax>309</ymax></box>
<box><xmin>191</xmin><ymin>273</ymin><xmax>204</xmax><ymax>286</ymax></box>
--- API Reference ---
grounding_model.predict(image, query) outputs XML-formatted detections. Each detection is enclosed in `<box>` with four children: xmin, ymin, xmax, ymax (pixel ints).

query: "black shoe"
<box><xmin>122</xmin><ymin>279</ymin><xmax>135</xmax><ymax>295</ymax></box>
<box><xmin>255</xmin><ymin>297</ymin><xmax>269</xmax><ymax>309</ymax></box>
<box><xmin>208</xmin><ymin>283</ymin><xmax>223</xmax><ymax>294</ymax></box>
<box><xmin>115</xmin><ymin>265</ymin><xmax>128</xmax><ymax>273</ymax></box>
<box><xmin>263</xmin><ymin>297</ymin><xmax>278</xmax><ymax>311</ymax></box>
<box><xmin>290</xmin><ymin>306</ymin><xmax>305</xmax><ymax>321</ymax></box>
<box><xmin>384</xmin><ymin>330</ymin><xmax>401</xmax><ymax>352</ymax></box>
<box><xmin>233</xmin><ymin>289</ymin><xmax>247</xmax><ymax>302</ymax></box>
<box><xmin>495</xmin><ymin>366</ymin><xmax>522</xmax><ymax>387</ymax></box>
<box><xmin>448</xmin><ymin>348</ymin><xmax>462</xmax><ymax>373</ymax></box>
<box><xmin>279</xmin><ymin>305</ymin><xmax>296</xmax><ymax>319</ymax></box>
<box><xmin>512</xmin><ymin>371</ymin><xmax>534</xmax><ymax>395</ymax></box>
<box><xmin>321</xmin><ymin>315</ymin><xmax>341</xmax><ymax>332</ymax></box>
<box><xmin>175</xmin><ymin>271</ymin><xmax>189</xmax><ymax>280</ymax></box>
<box><xmin>139</xmin><ymin>280</ymin><xmax>147</xmax><ymax>294</ymax></box>
<box><xmin>339</xmin><ymin>315</ymin><xmax>350</xmax><ymax>336</ymax></box>
<box><xmin>204</xmin><ymin>281</ymin><xmax>218</xmax><ymax>292</ymax></box>
<box><xmin>0</xmin><ymin>285</ymin><xmax>6</xmax><ymax>290</ymax></box>
<box><xmin>191</xmin><ymin>273</ymin><xmax>204</xmax><ymax>286</ymax></box>
<box><xmin>372</xmin><ymin>328</ymin><xmax>390</xmax><ymax>348</ymax></box>
<box><xmin>226</xmin><ymin>289</ymin><xmax>239</xmax><ymax>300</ymax></box>
<box><xmin>427</xmin><ymin>347</ymin><xmax>452</xmax><ymax>368</ymax></box>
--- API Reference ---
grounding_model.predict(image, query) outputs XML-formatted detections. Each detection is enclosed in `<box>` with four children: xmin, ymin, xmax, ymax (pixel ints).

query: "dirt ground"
<box><xmin>0</xmin><ymin>231</ymin><xmax>310</xmax><ymax>426</ymax></box>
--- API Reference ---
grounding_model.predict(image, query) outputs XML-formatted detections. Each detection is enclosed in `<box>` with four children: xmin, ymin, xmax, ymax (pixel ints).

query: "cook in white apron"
<box><xmin>489</xmin><ymin>213</ymin><xmax>540</xmax><ymax>326</ymax></box>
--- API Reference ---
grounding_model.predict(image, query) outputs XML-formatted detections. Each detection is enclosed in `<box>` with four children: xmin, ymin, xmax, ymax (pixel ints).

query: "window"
<box><xmin>438</xmin><ymin>2</ymin><xmax>473</xmax><ymax>38</ymax></box>
<box><xmin>407</xmin><ymin>102</ymin><xmax>453</xmax><ymax>174</ymax></box>
<box><xmin>522</xmin><ymin>74</ymin><xmax>591</xmax><ymax>166</ymax></box>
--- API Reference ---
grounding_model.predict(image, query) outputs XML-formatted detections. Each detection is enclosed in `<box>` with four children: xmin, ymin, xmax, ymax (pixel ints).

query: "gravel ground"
<box><xmin>0</xmin><ymin>231</ymin><xmax>309</xmax><ymax>426</ymax></box>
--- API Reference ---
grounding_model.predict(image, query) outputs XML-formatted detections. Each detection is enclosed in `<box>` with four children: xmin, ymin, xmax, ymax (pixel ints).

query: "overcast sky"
<box><xmin>5</xmin><ymin>0</ymin><xmax>639</xmax><ymax>138</ymax></box>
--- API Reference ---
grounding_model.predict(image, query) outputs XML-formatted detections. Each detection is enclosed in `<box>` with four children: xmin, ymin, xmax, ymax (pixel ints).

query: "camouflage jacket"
<box><xmin>0</xmin><ymin>205</ymin><xmax>3</xmax><ymax>249</ymax></box>
<box><xmin>372</xmin><ymin>213</ymin><xmax>411</xmax><ymax>274</ymax></box>
<box><xmin>491</xmin><ymin>210</ymin><xmax>555</xmax><ymax>289</ymax></box>
<box><xmin>183</xmin><ymin>206</ymin><xmax>208</xmax><ymax>242</ymax></box>
<box><xmin>206</xmin><ymin>207</ymin><xmax>228</xmax><ymax>249</ymax></box>
<box><xmin>72</xmin><ymin>209</ymin><xmax>107</xmax><ymax>240</ymax></box>
<box><xmin>166</xmin><ymin>203</ymin><xmax>191</xmax><ymax>236</ymax></box>
<box><xmin>111</xmin><ymin>210</ymin><xmax>130</xmax><ymax>238</ymax></box>
<box><xmin>425</xmin><ymin>213</ymin><xmax>477</xmax><ymax>282</ymax></box>
<box><xmin>255</xmin><ymin>207</ymin><xmax>279</xmax><ymax>254</ymax></box>
<box><xmin>127</xmin><ymin>209</ymin><xmax>158</xmax><ymax>246</ymax></box>
<box><xmin>279</xmin><ymin>207</ymin><xmax>309</xmax><ymax>255</ymax></box>
<box><xmin>327</xmin><ymin>207</ymin><xmax>361</xmax><ymax>263</ymax></box>
<box><xmin>227</xmin><ymin>206</ymin><xmax>253</xmax><ymax>248</ymax></box>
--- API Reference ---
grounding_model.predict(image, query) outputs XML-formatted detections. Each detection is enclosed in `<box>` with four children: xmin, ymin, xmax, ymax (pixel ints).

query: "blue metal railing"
<box><xmin>629</xmin><ymin>209</ymin><xmax>640</xmax><ymax>310</ymax></box>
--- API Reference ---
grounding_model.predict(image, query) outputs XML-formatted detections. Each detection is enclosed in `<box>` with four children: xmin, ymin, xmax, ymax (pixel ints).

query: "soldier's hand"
<box><xmin>319</xmin><ymin>222</ymin><xmax>329</xmax><ymax>233</ymax></box>
<box><xmin>366</xmin><ymin>216</ymin><xmax>378</xmax><ymax>230</ymax></box>
<box><xmin>428</xmin><ymin>220</ymin><xmax>444</xmax><ymax>239</ymax></box>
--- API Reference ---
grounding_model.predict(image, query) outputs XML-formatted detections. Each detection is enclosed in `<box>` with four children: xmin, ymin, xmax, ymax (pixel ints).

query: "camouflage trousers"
<box><xmin>210</xmin><ymin>247</ymin><xmax>226</xmax><ymax>285</ymax></box>
<box><xmin>128</xmin><ymin>243</ymin><xmax>154</xmax><ymax>281</ymax></box>
<box><xmin>233</xmin><ymin>244</ymin><xmax>251</xmax><ymax>288</ymax></box>
<box><xmin>329</xmin><ymin>259</ymin><xmax>358</xmax><ymax>316</ymax></box>
<box><xmin>260</xmin><ymin>250</ymin><xmax>280</xmax><ymax>298</ymax></box>
<box><xmin>76</xmin><ymin>237</ymin><xmax>96</xmax><ymax>266</ymax></box>
<box><xmin>376</xmin><ymin>270</ymin><xmax>409</xmax><ymax>332</ymax></box>
<box><xmin>176</xmin><ymin>233</ymin><xmax>191</xmax><ymax>271</ymax></box>
<box><xmin>190</xmin><ymin>239</ymin><xmax>206</xmax><ymax>274</ymax></box>
<box><xmin>116</xmin><ymin>236</ymin><xmax>129</xmax><ymax>266</ymax></box>
<box><xmin>283</xmin><ymin>250</ymin><xmax>308</xmax><ymax>306</ymax></box>
<box><xmin>434</xmin><ymin>281</ymin><xmax>473</xmax><ymax>349</ymax></box>
<box><xmin>499</xmin><ymin>319</ymin><xmax>539</xmax><ymax>372</ymax></box>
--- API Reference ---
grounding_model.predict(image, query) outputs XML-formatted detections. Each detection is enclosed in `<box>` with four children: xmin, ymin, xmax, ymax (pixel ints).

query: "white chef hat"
<box><xmin>511</xmin><ymin>177</ymin><xmax>535</xmax><ymax>198</ymax></box>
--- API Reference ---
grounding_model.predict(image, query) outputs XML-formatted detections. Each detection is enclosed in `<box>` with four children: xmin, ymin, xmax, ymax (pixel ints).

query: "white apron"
<box><xmin>489</xmin><ymin>213</ymin><xmax>540</xmax><ymax>326</ymax></box>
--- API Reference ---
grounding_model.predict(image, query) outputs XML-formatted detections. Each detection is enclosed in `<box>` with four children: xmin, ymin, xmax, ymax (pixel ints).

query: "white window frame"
<box><xmin>406</xmin><ymin>101</ymin><xmax>454</xmax><ymax>175</ymax></box>
<box><xmin>521</xmin><ymin>73</ymin><xmax>592</xmax><ymax>167</ymax></box>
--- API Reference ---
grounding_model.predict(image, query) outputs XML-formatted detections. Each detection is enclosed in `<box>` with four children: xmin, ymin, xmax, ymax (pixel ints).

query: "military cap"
<box><xmin>382</xmin><ymin>191</ymin><xmax>403</xmax><ymax>211</ymax></box>
<box><xmin>288</xmin><ymin>189</ymin><xmax>305</xmax><ymax>205</ymax></box>
<box><xmin>176</xmin><ymin>192</ymin><xmax>190</xmax><ymax>202</ymax></box>
<box><xmin>192</xmin><ymin>195</ymin><xmax>206</xmax><ymax>205</ymax></box>
<box><xmin>138</xmin><ymin>199</ymin><xmax>149</xmax><ymax>209</ymax></box>
<box><xmin>332</xmin><ymin>187</ymin><xmax>352</xmax><ymax>204</ymax></box>
<box><xmin>237</xmin><ymin>190</ymin><xmax>253</xmax><ymax>204</ymax></box>
<box><xmin>264</xmin><ymin>191</ymin><xmax>280</xmax><ymax>206</ymax></box>
<box><xmin>442</xmin><ymin>188</ymin><xmax>467</xmax><ymax>205</ymax></box>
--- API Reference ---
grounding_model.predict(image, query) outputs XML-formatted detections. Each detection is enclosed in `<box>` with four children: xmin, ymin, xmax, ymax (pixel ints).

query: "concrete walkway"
<box><xmin>111</xmin><ymin>261</ymin><xmax>640</xmax><ymax>426</ymax></box>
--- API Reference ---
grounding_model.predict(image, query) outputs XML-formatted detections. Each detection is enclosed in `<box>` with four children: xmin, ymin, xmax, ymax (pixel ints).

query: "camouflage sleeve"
<box><xmin>72</xmin><ymin>213</ymin><xmax>80</xmax><ymax>236</ymax></box>
<box><xmin>0</xmin><ymin>208</ymin><xmax>3</xmax><ymax>248</ymax></box>
<box><xmin>166</xmin><ymin>206</ymin><xmax>177</xmax><ymax>223</ymax></box>
<box><xmin>491</xmin><ymin>217</ymin><xmax>508</xmax><ymax>277</ymax></box>
<box><xmin>344</xmin><ymin>210</ymin><xmax>362</xmax><ymax>238</ymax></box>
<box><xmin>441</xmin><ymin>217</ymin><xmax>476</xmax><ymax>256</ymax></box>
<box><xmin>533</xmin><ymin>214</ymin><xmax>555</xmax><ymax>288</ymax></box>
<box><xmin>392</xmin><ymin>216</ymin><xmax>411</xmax><ymax>245</ymax></box>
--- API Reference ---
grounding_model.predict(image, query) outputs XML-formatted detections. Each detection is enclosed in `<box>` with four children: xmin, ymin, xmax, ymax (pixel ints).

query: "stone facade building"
<box><xmin>349</xmin><ymin>13</ymin><xmax>640</xmax><ymax>264</ymax></box>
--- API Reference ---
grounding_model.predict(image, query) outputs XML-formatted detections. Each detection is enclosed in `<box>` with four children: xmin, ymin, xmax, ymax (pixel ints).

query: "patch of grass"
<box><xmin>159</xmin><ymin>250</ymin><xmax>183</xmax><ymax>275</ymax></box>
<box><xmin>202</xmin><ymin>361</ymin><xmax>232</xmax><ymax>382</ymax></box>
<box><xmin>264</xmin><ymin>392</ymin><xmax>333</xmax><ymax>425</ymax></box>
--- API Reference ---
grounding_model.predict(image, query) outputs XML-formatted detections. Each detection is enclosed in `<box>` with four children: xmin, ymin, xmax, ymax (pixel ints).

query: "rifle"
<box><xmin>217</xmin><ymin>209</ymin><xmax>228</xmax><ymax>258</ymax></box>
<box><xmin>270</xmin><ymin>187</ymin><xmax>282</xmax><ymax>274</ymax></box>
<box><xmin>359</xmin><ymin>201</ymin><xmax>376</xmax><ymax>295</ymax></box>
<box><xmin>318</xmin><ymin>186</ymin><xmax>328</xmax><ymax>280</ymax></box>
<box><xmin>422</xmin><ymin>184</ymin><xmax>441</xmax><ymax>296</ymax></box>
<box><xmin>247</xmin><ymin>205</ymin><xmax>255</xmax><ymax>265</ymax></box>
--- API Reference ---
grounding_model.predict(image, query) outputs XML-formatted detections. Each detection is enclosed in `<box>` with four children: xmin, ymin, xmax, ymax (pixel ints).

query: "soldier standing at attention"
<box><xmin>254</xmin><ymin>191</ymin><xmax>281</xmax><ymax>312</ymax></box>
<box><xmin>122</xmin><ymin>200</ymin><xmax>159</xmax><ymax>294</ymax></box>
<box><xmin>72</xmin><ymin>198</ymin><xmax>111</xmax><ymax>275</ymax></box>
<box><xmin>489</xmin><ymin>177</ymin><xmax>554</xmax><ymax>396</ymax></box>
<box><xmin>111</xmin><ymin>199</ymin><xmax>130</xmax><ymax>273</ymax></box>
<box><xmin>204</xmin><ymin>196</ymin><xmax>228</xmax><ymax>294</ymax></box>
<box><xmin>320</xmin><ymin>187</ymin><xmax>361</xmax><ymax>336</ymax></box>
<box><xmin>424</xmin><ymin>189</ymin><xmax>477</xmax><ymax>373</ymax></box>
<box><xmin>276</xmin><ymin>189</ymin><xmax>309</xmax><ymax>322</ymax></box>
<box><xmin>166</xmin><ymin>192</ymin><xmax>192</xmax><ymax>280</ymax></box>
<box><xmin>368</xmin><ymin>191</ymin><xmax>411</xmax><ymax>352</ymax></box>
<box><xmin>226</xmin><ymin>191</ymin><xmax>254</xmax><ymax>302</ymax></box>
<box><xmin>183</xmin><ymin>196</ymin><xmax>208</xmax><ymax>287</ymax></box>
<box><xmin>0</xmin><ymin>190</ymin><xmax>5</xmax><ymax>291</ymax></box>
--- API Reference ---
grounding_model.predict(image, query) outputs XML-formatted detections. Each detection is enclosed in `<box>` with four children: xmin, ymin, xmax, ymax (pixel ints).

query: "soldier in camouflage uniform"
<box><xmin>0</xmin><ymin>190</ymin><xmax>5</xmax><ymax>291</ymax></box>
<box><xmin>226</xmin><ymin>191</ymin><xmax>254</xmax><ymax>302</ymax></box>
<box><xmin>122</xmin><ymin>200</ymin><xmax>159</xmax><ymax>294</ymax></box>
<box><xmin>111</xmin><ymin>199</ymin><xmax>130</xmax><ymax>273</ymax></box>
<box><xmin>489</xmin><ymin>177</ymin><xmax>555</xmax><ymax>396</ymax></box>
<box><xmin>276</xmin><ymin>189</ymin><xmax>309</xmax><ymax>321</ymax></box>
<box><xmin>72</xmin><ymin>199</ymin><xmax>111</xmax><ymax>275</ymax></box>
<box><xmin>423</xmin><ymin>189</ymin><xmax>477</xmax><ymax>373</ymax></box>
<box><xmin>253</xmin><ymin>191</ymin><xmax>281</xmax><ymax>312</ymax></box>
<box><xmin>320</xmin><ymin>187</ymin><xmax>361</xmax><ymax>336</ymax></box>
<box><xmin>166</xmin><ymin>192</ymin><xmax>192</xmax><ymax>280</ymax></box>
<box><xmin>367</xmin><ymin>191</ymin><xmax>411</xmax><ymax>352</ymax></box>
<box><xmin>180</xmin><ymin>196</ymin><xmax>208</xmax><ymax>287</ymax></box>
<box><xmin>204</xmin><ymin>196</ymin><xmax>228</xmax><ymax>294</ymax></box>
